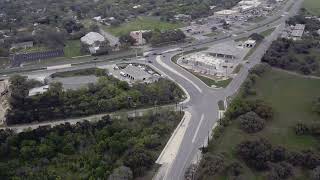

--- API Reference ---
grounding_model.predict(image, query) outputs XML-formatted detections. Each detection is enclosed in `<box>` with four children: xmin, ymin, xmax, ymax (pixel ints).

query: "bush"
<box><xmin>286</xmin><ymin>151</ymin><xmax>304</xmax><ymax>166</ymax></box>
<box><xmin>236</xmin><ymin>138</ymin><xmax>272</xmax><ymax>170</ymax></box>
<box><xmin>196</xmin><ymin>154</ymin><xmax>225</xmax><ymax>179</ymax></box>
<box><xmin>294</xmin><ymin>123</ymin><xmax>310</xmax><ymax>135</ymax></box>
<box><xmin>271</xmin><ymin>146</ymin><xmax>287</xmax><ymax>163</ymax></box>
<box><xmin>311</xmin><ymin>166</ymin><xmax>320</xmax><ymax>180</ymax></box>
<box><xmin>226</xmin><ymin>162</ymin><xmax>243</xmax><ymax>178</ymax></box>
<box><xmin>249</xmin><ymin>63</ymin><xmax>271</xmax><ymax>77</ymax></box>
<box><xmin>238</xmin><ymin>111</ymin><xmax>265</xmax><ymax>133</ymax></box>
<box><xmin>268</xmin><ymin>162</ymin><xmax>293</xmax><ymax>180</ymax></box>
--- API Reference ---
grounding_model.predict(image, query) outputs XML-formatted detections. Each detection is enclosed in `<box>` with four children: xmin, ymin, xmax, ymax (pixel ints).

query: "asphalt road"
<box><xmin>0</xmin><ymin>0</ymin><xmax>303</xmax><ymax>179</ymax></box>
<box><xmin>147</xmin><ymin>0</ymin><xmax>304</xmax><ymax>179</ymax></box>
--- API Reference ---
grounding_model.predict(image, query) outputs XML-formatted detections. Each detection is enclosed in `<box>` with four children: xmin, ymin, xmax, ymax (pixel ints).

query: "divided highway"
<box><xmin>0</xmin><ymin>0</ymin><xmax>303</xmax><ymax>179</ymax></box>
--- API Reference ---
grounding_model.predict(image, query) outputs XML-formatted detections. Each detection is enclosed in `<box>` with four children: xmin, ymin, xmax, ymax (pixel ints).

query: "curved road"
<box><xmin>0</xmin><ymin>0</ymin><xmax>303</xmax><ymax>179</ymax></box>
<box><xmin>149</xmin><ymin>0</ymin><xmax>303</xmax><ymax>179</ymax></box>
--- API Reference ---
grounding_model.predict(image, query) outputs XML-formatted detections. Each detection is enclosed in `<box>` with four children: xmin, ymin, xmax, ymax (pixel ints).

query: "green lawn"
<box><xmin>194</xmin><ymin>74</ymin><xmax>232</xmax><ymax>88</ymax></box>
<box><xmin>64</xmin><ymin>40</ymin><xmax>86</xmax><ymax>58</ymax></box>
<box><xmin>303</xmin><ymin>0</ymin><xmax>320</xmax><ymax>16</ymax></box>
<box><xmin>207</xmin><ymin>69</ymin><xmax>320</xmax><ymax>179</ymax></box>
<box><xmin>105</xmin><ymin>16</ymin><xmax>183</xmax><ymax>37</ymax></box>
<box><xmin>259</xmin><ymin>28</ymin><xmax>276</xmax><ymax>37</ymax></box>
<box><xmin>0</xmin><ymin>58</ymin><xmax>9</xmax><ymax>69</ymax></box>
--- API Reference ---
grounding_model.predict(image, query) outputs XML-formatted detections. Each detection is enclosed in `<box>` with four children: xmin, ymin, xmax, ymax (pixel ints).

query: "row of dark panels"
<box><xmin>10</xmin><ymin>49</ymin><xmax>64</xmax><ymax>67</ymax></box>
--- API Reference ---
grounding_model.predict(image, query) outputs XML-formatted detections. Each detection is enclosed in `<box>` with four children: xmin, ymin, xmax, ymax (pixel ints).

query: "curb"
<box><xmin>155</xmin><ymin>110</ymin><xmax>191</xmax><ymax>164</ymax></box>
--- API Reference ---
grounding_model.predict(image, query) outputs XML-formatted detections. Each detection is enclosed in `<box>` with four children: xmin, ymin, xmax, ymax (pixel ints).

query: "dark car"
<box><xmin>148</xmin><ymin>60</ymin><xmax>152</xmax><ymax>63</ymax></box>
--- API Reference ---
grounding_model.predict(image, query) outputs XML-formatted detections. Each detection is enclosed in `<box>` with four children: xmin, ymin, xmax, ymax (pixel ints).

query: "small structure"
<box><xmin>174</xmin><ymin>14</ymin><xmax>191</xmax><ymax>21</ymax></box>
<box><xmin>28</xmin><ymin>85</ymin><xmax>49</xmax><ymax>96</ymax></box>
<box><xmin>81</xmin><ymin>32</ymin><xmax>107</xmax><ymax>54</ymax></box>
<box><xmin>122</xmin><ymin>65</ymin><xmax>152</xmax><ymax>81</ymax></box>
<box><xmin>215</xmin><ymin>10</ymin><xmax>239</xmax><ymax>18</ymax></box>
<box><xmin>129</xmin><ymin>30</ymin><xmax>150</xmax><ymax>46</ymax></box>
<box><xmin>243</xmin><ymin>39</ymin><xmax>256</xmax><ymax>48</ymax></box>
<box><xmin>10</xmin><ymin>41</ymin><xmax>33</xmax><ymax>51</ymax></box>
<box><xmin>291</xmin><ymin>24</ymin><xmax>305</xmax><ymax>40</ymax></box>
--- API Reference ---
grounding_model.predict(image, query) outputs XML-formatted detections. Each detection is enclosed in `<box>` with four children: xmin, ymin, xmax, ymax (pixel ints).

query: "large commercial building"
<box><xmin>178</xmin><ymin>41</ymin><xmax>250</xmax><ymax>77</ymax></box>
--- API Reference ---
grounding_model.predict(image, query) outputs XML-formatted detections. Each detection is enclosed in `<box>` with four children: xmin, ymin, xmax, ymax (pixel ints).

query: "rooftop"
<box><xmin>123</xmin><ymin>65</ymin><xmax>152</xmax><ymax>80</ymax></box>
<box><xmin>294</xmin><ymin>24</ymin><xmax>305</xmax><ymax>30</ymax></box>
<box><xmin>205</xmin><ymin>41</ymin><xmax>248</xmax><ymax>59</ymax></box>
<box><xmin>81</xmin><ymin>32</ymin><xmax>105</xmax><ymax>46</ymax></box>
<box><xmin>291</xmin><ymin>29</ymin><xmax>304</xmax><ymax>37</ymax></box>
<box><xmin>29</xmin><ymin>85</ymin><xmax>49</xmax><ymax>96</ymax></box>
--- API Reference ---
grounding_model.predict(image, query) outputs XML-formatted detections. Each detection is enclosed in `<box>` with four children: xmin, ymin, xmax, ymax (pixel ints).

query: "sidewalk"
<box><xmin>154</xmin><ymin>111</ymin><xmax>192</xmax><ymax>180</ymax></box>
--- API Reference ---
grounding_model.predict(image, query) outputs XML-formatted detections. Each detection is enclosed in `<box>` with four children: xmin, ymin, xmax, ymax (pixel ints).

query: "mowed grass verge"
<box><xmin>303</xmin><ymin>0</ymin><xmax>320</xmax><ymax>16</ymax></box>
<box><xmin>105</xmin><ymin>16</ymin><xmax>183</xmax><ymax>37</ymax></box>
<box><xmin>209</xmin><ymin>68</ymin><xmax>320</xmax><ymax>179</ymax></box>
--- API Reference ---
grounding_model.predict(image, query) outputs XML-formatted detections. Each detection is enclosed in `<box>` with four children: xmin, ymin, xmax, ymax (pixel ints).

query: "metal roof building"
<box><xmin>81</xmin><ymin>32</ymin><xmax>105</xmax><ymax>46</ymax></box>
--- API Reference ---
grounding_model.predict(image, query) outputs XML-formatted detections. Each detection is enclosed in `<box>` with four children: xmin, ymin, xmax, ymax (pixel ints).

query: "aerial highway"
<box><xmin>148</xmin><ymin>0</ymin><xmax>304</xmax><ymax>179</ymax></box>
<box><xmin>0</xmin><ymin>0</ymin><xmax>304</xmax><ymax>179</ymax></box>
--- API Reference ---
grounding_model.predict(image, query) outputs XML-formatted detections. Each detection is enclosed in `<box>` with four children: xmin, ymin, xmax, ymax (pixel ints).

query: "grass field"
<box><xmin>207</xmin><ymin>69</ymin><xmax>320</xmax><ymax>179</ymax></box>
<box><xmin>64</xmin><ymin>40</ymin><xmax>86</xmax><ymax>58</ymax></box>
<box><xmin>105</xmin><ymin>16</ymin><xmax>183</xmax><ymax>37</ymax></box>
<box><xmin>0</xmin><ymin>58</ymin><xmax>9</xmax><ymax>69</ymax></box>
<box><xmin>303</xmin><ymin>0</ymin><xmax>320</xmax><ymax>16</ymax></box>
<box><xmin>193</xmin><ymin>73</ymin><xmax>232</xmax><ymax>88</ymax></box>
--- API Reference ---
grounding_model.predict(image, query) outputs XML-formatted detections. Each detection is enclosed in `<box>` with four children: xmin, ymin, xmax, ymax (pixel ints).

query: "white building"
<box><xmin>81</xmin><ymin>32</ymin><xmax>106</xmax><ymax>54</ymax></box>
<box><xmin>291</xmin><ymin>24</ymin><xmax>305</xmax><ymax>40</ymax></box>
<box><xmin>28</xmin><ymin>85</ymin><xmax>49</xmax><ymax>96</ymax></box>
<box><xmin>215</xmin><ymin>10</ymin><xmax>239</xmax><ymax>18</ymax></box>
<box><xmin>243</xmin><ymin>39</ymin><xmax>256</xmax><ymax>48</ymax></box>
<box><xmin>122</xmin><ymin>64</ymin><xmax>152</xmax><ymax>81</ymax></box>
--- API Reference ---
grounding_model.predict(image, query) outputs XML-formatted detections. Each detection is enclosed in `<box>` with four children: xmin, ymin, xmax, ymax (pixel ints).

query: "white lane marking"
<box><xmin>156</xmin><ymin>56</ymin><xmax>203</xmax><ymax>93</ymax></box>
<box><xmin>192</xmin><ymin>114</ymin><xmax>205</xmax><ymax>143</ymax></box>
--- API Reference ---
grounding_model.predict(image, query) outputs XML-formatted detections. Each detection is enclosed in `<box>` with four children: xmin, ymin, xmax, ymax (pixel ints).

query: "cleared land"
<box><xmin>208</xmin><ymin>68</ymin><xmax>320</xmax><ymax>179</ymax></box>
<box><xmin>105</xmin><ymin>17</ymin><xmax>183</xmax><ymax>37</ymax></box>
<box><xmin>303</xmin><ymin>0</ymin><xmax>320</xmax><ymax>16</ymax></box>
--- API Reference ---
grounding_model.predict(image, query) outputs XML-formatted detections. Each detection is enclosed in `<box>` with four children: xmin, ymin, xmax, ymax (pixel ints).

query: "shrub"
<box><xmin>311</xmin><ymin>166</ymin><xmax>320</xmax><ymax>180</ymax></box>
<box><xmin>268</xmin><ymin>162</ymin><xmax>293</xmax><ymax>180</ymax></box>
<box><xmin>271</xmin><ymin>146</ymin><xmax>287</xmax><ymax>162</ymax></box>
<box><xmin>196</xmin><ymin>154</ymin><xmax>225</xmax><ymax>179</ymax></box>
<box><xmin>294</xmin><ymin>123</ymin><xmax>310</xmax><ymax>135</ymax></box>
<box><xmin>238</xmin><ymin>111</ymin><xmax>265</xmax><ymax>133</ymax></box>
<box><xmin>236</xmin><ymin>138</ymin><xmax>272</xmax><ymax>170</ymax></box>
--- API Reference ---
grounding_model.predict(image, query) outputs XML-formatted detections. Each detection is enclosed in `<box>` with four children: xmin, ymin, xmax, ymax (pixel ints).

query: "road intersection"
<box><xmin>0</xmin><ymin>0</ymin><xmax>304</xmax><ymax>179</ymax></box>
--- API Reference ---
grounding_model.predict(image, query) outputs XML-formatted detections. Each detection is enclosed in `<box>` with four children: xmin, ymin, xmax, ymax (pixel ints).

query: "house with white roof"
<box><xmin>80</xmin><ymin>32</ymin><xmax>107</xmax><ymax>54</ymax></box>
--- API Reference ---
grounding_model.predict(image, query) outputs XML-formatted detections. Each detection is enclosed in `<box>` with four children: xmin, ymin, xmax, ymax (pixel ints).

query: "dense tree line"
<box><xmin>262</xmin><ymin>38</ymin><xmax>320</xmax><ymax>75</ymax></box>
<box><xmin>6</xmin><ymin>74</ymin><xmax>184</xmax><ymax>125</ymax></box>
<box><xmin>0</xmin><ymin>110</ymin><xmax>183</xmax><ymax>179</ymax></box>
<box><xmin>145</xmin><ymin>29</ymin><xmax>186</xmax><ymax>46</ymax></box>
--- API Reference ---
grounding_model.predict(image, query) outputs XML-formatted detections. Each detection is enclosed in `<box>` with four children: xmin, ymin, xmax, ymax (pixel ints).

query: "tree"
<box><xmin>311</xmin><ymin>166</ymin><xmax>320</xmax><ymax>180</ymax></box>
<box><xmin>236</xmin><ymin>138</ymin><xmax>272</xmax><ymax>170</ymax></box>
<box><xmin>108</xmin><ymin>166</ymin><xmax>133</xmax><ymax>180</ymax></box>
<box><xmin>123</xmin><ymin>148</ymin><xmax>154</xmax><ymax>176</ymax></box>
<box><xmin>196</xmin><ymin>154</ymin><xmax>225</xmax><ymax>179</ymax></box>
<box><xmin>238</xmin><ymin>111</ymin><xmax>265</xmax><ymax>133</ymax></box>
<box><xmin>119</xmin><ymin>34</ymin><xmax>136</xmax><ymax>46</ymax></box>
<box><xmin>268</xmin><ymin>162</ymin><xmax>293</xmax><ymax>180</ymax></box>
